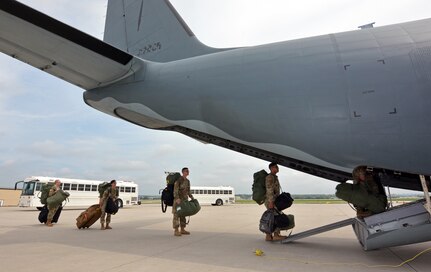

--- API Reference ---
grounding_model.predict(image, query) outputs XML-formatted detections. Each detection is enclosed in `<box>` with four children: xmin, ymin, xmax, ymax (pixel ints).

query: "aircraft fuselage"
<box><xmin>84</xmin><ymin>18</ymin><xmax>431</xmax><ymax>180</ymax></box>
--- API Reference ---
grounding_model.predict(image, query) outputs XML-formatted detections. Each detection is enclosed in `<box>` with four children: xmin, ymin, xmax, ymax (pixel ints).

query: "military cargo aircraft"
<box><xmin>1</xmin><ymin>0</ymin><xmax>431</xmax><ymax>250</ymax></box>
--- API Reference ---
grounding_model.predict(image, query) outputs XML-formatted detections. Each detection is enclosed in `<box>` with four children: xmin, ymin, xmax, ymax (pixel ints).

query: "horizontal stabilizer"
<box><xmin>0</xmin><ymin>0</ymin><xmax>138</xmax><ymax>90</ymax></box>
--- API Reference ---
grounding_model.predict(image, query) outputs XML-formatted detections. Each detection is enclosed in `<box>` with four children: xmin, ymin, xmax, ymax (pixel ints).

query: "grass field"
<box><xmin>234</xmin><ymin>199</ymin><xmax>346</xmax><ymax>204</ymax></box>
<box><xmin>140</xmin><ymin>197</ymin><xmax>421</xmax><ymax>205</ymax></box>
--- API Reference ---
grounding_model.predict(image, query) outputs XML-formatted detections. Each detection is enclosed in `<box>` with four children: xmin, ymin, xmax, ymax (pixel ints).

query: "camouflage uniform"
<box><xmin>47</xmin><ymin>185</ymin><xmax>60</xmax><ymax>222</ymax></box>
<box><xmin>352</xmin><ymin>166</ymin><xmax>387</xmax><ymax>218</ymax></box>
<box><xmin>100</xmin><ymin>187</ymin><xmax>118</xmax><ymax>225</ymax></box>
<box><xmin>172</xmin><ymin>176</ymin><xmax>191</xmax><ymax>229</ymax></box>
<box><xmin>264</xmin><ymin>173</ymin><xmax>281</xmax><ymax>234</ymax></box>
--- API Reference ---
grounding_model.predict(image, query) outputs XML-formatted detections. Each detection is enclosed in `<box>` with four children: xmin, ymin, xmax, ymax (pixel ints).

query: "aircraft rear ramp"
<box><xmin>281</xmin><ymin>199</ymin><xmax>431</xmax><ymax>251</ymax></box>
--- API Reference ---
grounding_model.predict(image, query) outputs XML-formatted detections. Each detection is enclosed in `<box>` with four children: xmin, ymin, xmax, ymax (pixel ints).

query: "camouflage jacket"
<box><xmin>356</xmin><ymin>174</ymin><xmax>386</xmax><ymax>198</ymax></box>
<box><xmin>174</xmin><ymin>176</ymin><xmax>191</xmax><ymax>201</ymax></box>
<box><xmin>101</xmin><ymin>187</ymin><xmax>118</xmax><ymax>203</ymax></box>
<box><xmin>265</xmin><ymin>173</ymin><xmax>281</xmax><ymax>205</ymax></box>
<box><xmin>355</xmin><ymin>174</ymin><xmax>387</xmax><ymax>214</ymax></box>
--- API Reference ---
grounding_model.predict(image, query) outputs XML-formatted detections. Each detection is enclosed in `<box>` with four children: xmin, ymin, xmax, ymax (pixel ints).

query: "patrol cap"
<box><xmin>268</xmin><ymin>162</ymin><xmax>278</xmax><ymax>169</ymax></box>
<box><xmin>352</xmin><ymin>166</ymin><xmax>367</xmax><ymax>180</ymax></box>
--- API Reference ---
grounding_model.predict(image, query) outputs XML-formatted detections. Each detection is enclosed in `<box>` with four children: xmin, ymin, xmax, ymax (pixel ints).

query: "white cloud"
<box><xmin>0</xmin><ymin>58</ymin><xmax>26</xmax><ymax>103</ymax></box>
<box><xmin>18</xmin><ymin>0</ymin><xmax>107</xmax><ymax>38</ymax></box>
<box><xmin>151</xmin><ymin>144</ymin><xmax>179</xmax><ymax>157</ymax></box>
<box><xmin>102</xmin><ymin>160</ymin><xmax>151</xmax><ymax>172</ymax></box>
<box><xmin>172</xmin><ymin>0</ymin><xmax>431</xmax><ymax>47</ymax></box>
<box><xmin>0</xmin><ymin>159</ymin><xmax>17</xmax><ymax>168</ymax></box>
<box><xmin>24</xmin><ymin>140</ymin><xmax>65</xmax><ymax>157</ymax></box>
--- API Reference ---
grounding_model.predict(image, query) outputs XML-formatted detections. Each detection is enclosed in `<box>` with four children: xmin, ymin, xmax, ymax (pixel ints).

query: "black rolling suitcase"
<box><xmin>38</xmin><ymin>205</ymin><xmax>63</xmax><ymax>224</ymax></box>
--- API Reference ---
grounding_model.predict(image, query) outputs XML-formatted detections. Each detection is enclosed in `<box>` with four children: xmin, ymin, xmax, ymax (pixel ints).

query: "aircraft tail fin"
<box><xmin>104</xmin><ymin>0</ymin><xmax>226</xmax><ymax>62</ymax></box>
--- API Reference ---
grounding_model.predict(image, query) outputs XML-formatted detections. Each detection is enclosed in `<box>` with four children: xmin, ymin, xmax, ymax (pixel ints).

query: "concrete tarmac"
<box><xmin>0</xmin><ymin>204</ymin><xmax>430</xmax><ymax>272</ymax></box>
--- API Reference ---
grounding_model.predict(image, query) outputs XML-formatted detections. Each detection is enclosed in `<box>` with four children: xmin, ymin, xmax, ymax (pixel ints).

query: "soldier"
<box><xmin>265</xmin><ymin>162</ymin><xmax>287</xmax><ymax>241</ymax></box>
<box><xmin>172</xmin><ymin>167</ymin><xmax>194</xmax><ymax>236</ymax></box>
<box><xmin>99</xmin><ymin>180</ymin><xmax>118</xmax><ymax>230</ymax></box>
<box><xmin>352</xmin><ymin>166</ymin><xmax>388</xmax><ymax>218</ymax></box>
<box><xmin>46</xmin><ymin>179</ymin><xmax>61</xmax><ymax>227</ymax></box>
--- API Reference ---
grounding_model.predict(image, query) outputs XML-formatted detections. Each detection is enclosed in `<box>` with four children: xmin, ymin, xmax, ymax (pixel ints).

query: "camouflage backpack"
<box><xmin>39</xmin><ymin>182</ymin><xmax>54</xmax><ymax>205</ymax></box>
<box><xmin>98</xmin><ymin>182</ymin><xmax>111</xmax><ymax>198</ymax></box>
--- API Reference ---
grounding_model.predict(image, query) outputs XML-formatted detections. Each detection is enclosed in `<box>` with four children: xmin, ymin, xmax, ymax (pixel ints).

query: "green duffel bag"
<box><xmin>274</xmin><ymin>213</ymin><xmax>295</xmax><ymax>231</ymax></box>
<box><xmin>335</xmin><ymin>183</ymin><xmax>359</xmax><ymax>203</ymax></box>
<box><xmin>47</xmin><ymin>190</ymin><xmax>70</xmax><ymax>209</ymax></box>
<box><xmin>336</xmin><ymin>183</ymin><xmax>369</xmax><ymax>207</ymax></box>
<box><xmin>176</xmin><ymin>199</ymin><xmax>201</xmax><ymax>217</ymax></box>
<box><xmin>286</xmin><ymin>214</ymin><xmax>295</xmax><ymax>230</ymax></box>
<box><xmin>252</xmin><ymin>170</ymin><xmax>268</xmax><ymax>205</ymax></box>
<box><xmin>335</xmin><ymin>183</ymin><xmax>386</xmax><ymax>213</ymax></box>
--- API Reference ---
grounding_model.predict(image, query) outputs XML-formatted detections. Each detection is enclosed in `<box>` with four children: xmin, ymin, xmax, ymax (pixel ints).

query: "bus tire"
<box><xmin>215</xmin><ymin>199</ymin><xmax>223</xmax><ymax>206</ymax></box>
<box><xmin>116</xmin><ymin>199</ymin><xmax>123</xmax><ymax>208</ymax></box>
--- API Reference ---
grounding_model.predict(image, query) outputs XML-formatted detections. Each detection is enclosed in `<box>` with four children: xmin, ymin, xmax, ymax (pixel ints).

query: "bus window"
<box><xmin>71</xmin><ymin>184</ymin><xmax>77</xmax><ymax>190</ymax></box>
<box><xmin>216</xmin><ymin>190</ymin><xmax>220</xmax><ymax>194</ymax></box>
<box><xmin>125</xmin><ymin>187</ymin><xmax>131</xmax><ymax>193</ymax></box>
<box><xmin>35</xmin><ymin>182</ymin><xmax>42</xmax><ymax>191</ymax></box>
<box><xmin>120</xmin><ymin>187</ymin><xmax>125</xmax><ymax>192</ymax></box>
<box><xmin>224</xmin><ymin>190</ymin><xmax>228</xmax><ymax>194</ymax></box>
<box><xmin>22</xmin><ymin>182</ymin><xmax>35</xmax><ymax>195</ymax></box>
<box><xmin>91</xmin><ymin>185</ymin><xmax>97</xmax><ymax>191</ymax></box>
<box><xmin>63</xmin><ymin>183</ymin><xmax>71</xmax><ymax>190</ymax></box>
<box><xmin>78</xmin><ymin>184</ymin><xmax>85</xmax><ymax>191</ymax></box>
<box><xmin>204</xmin><ymin>190</ymin><xmax>207</xmax><ymax>194</ymax></box>
<box><xmin>229</xmin><ymin>190</ymin><xmax>232</xmax><ymax>194</ymax></box>
<box><xmin>132</xmin><ymin>187</ymin><xmax>136</xmax><ymax>193</ymax></box>
<box><xmin>211</xmin><ymin>190</ymin><xmax>215</xmax><ymax>194</ymax></box>
<box><xmin>85</xmin><ymin>184</ymin><xmax>91</xmax><ymax>191</ymax></box>
<box><xmin>199</xmin><ymin>190</ymin><xmax>203</xmax><ymax>194</ymax></box>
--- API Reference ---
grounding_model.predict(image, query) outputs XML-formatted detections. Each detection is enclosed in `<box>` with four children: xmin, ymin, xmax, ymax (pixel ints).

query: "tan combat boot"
<box><xmin>105</xmin><ymin>224</ymin><xmax>112</xmax><ymax>230</ymax></box>
<box><xmin>101</xmin><ymin>223</ymin><xmax>105</xmax><ymax>230</ymax></box>
<box><xmin>46</xmin><ymin>220</ymin><xmax>53</xmax><ymax>227</ymax></box>
<box><xmin>180</xmin><ymin>227</ymin><xmax>190</xmax><ymax>235</ymax></box>
<box><xmin>174</xmin><ymin>227</ymin><xmax>181</xmax><ymax>236</ymax></box>
<box><xmin>273</xmin><ymin>233</ymin><xmax>287</xmax><ymax>241</ymax></box>
<box><xmin>356</xmin><ymin>209</ymin><xmax>372</xmax><ymax>219</ymax></box>
<box><xmin>265</xmin><ymin>234</ymin><xmax>273</xmax><ymax>241</ymax></box>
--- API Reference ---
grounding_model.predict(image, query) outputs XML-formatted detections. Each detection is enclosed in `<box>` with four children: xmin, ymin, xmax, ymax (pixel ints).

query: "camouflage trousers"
<box><xmin>47</xmin><ymin>206</ymin><xmax>59</xmax><ymax>222</ymax></box>
<box><xmin>172</xmin><ymin>204</ymin><xmax>186</xmax><ymax>229</ymax></box>
<box><xmin>100</xmin><ymin>200</ymin><xmax>111</xmax><ymax>224</ymax></box>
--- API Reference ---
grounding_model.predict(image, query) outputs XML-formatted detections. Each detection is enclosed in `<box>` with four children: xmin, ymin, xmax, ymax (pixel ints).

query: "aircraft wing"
<box><xmin>0</xmin><ymin>0</ymin><xmax>136</xmax><ymax>90</ymax></box>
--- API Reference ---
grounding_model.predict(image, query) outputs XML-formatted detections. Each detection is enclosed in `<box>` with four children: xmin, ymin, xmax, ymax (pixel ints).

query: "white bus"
<box><xmin>190</xmin><ymin>186</ymin><xmax>235</xmax><ymax>206</ymax></box>
<box><xmin>15</xmin><ymin>176</ymin><xmax>140</xmax><ymax>209</ymax></box>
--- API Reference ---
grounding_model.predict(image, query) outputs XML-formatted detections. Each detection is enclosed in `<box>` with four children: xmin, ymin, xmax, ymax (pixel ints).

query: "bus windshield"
<box><xmin>21</xmin><ymin>181</ymin><xmax>36</xmax><ymax>196</ymax></box>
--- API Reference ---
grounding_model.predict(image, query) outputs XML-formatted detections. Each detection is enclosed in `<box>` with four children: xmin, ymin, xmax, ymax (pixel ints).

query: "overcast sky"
<box><xmin>1</xmin><ymin>0</ymin><xmax>430</xmax><ymax>195</ymax></box>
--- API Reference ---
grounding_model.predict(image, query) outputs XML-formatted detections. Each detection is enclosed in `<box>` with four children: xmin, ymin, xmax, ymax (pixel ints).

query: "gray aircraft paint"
<box><xmin>103</xmin><ymin>0</ymin><xmax>230</xmax><ymax>62</ymax></box>
<box><xmin>85</xmin><ymin>17</ymin><xmax>431</xmax><ymax>177</ymax></box>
